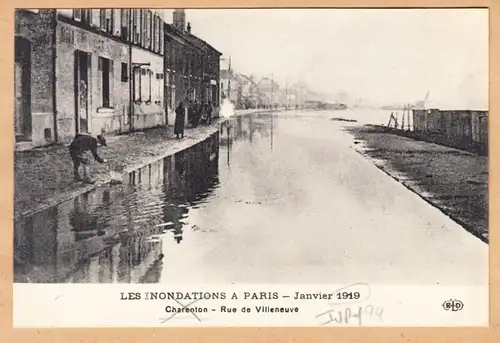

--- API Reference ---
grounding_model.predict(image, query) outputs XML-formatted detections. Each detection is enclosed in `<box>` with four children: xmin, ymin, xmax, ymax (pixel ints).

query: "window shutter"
<box><xmin>100</xmin><ymin>10</ymin><xmax>106</xmax><ymax>31</ymax></box>
<box><xmin>149</xmin><ymin>70</ymin><xmax>153</xmax><ymax>102</ymax></box>
<box><xmin>152</xmin><ymin>15</ymin><xmax>156</xmax><ymax>52</ymax></box>
<box><xmin>110</xmin><ymin>60</ymin><xmax>114</xmax><ymax>106</ymax></box>
<box><xmin>134</xmin><ymin>68</ymin><xmax>141</xmax><ymax>102</ymax></box>
<box><xmin>148</xmin><ymin>11</ymin><xmax>152</xmax><ymax>50</ymax></box>
<box><xmin>105</xmin><ymin>9</ymin><xmax>113</xmax><ymax>33</ymax></box>
<box><xmin>159</xmin><ymin>18</ymin><xmax>164</xmax><ymax>55</ymax></box>
<box><xmin>113</xmin><ymin>9</ymin><xmax>121</xmax><ymax>36</ymax></box>
<box><xmin>97</xmin><ymin>57</ymin><xmax>103</xmax><ymax>105</ymax></box>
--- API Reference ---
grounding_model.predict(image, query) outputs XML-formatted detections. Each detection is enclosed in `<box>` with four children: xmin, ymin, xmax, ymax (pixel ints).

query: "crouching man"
<box><xmin>69</xmin><ymin>133</ymin><xmax>108</xmax><ymax>184</ymax></box>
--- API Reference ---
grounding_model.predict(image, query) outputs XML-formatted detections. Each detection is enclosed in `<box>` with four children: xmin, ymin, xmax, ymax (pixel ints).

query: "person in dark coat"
<box><xmin>69</xmin><ymin>133</ymin><xmax>107</xmax><ymax>184</ymax></box>
<box><xmin>193</xmin><ymin>101</ymin><xmax>201</xmax><ymax>127</ymax></box>
<box><xmin>206</xmin><ymin>102</ymin><xmax>213</xmax><ymax>125</ymax></box>
<box><xmin>187</xmin><ymin>101</ymin><xmax>196</xmax><ymax>128</ymax></box>
<box><xmin>174</xmin><ymin>101</ymin><xmax>185</xmax><ymax>139</ymax></box>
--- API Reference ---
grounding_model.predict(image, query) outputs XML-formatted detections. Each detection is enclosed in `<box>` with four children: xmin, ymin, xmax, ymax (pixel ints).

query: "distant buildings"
<box><xmin>218</xmin><ymin>69</ymin><xmax>322</xmax><ymax>109</ymax></box>
<box><xmin>14</xmin><ymin>8</ymin><xmax>222</xmax><ymax>150</ymax></box>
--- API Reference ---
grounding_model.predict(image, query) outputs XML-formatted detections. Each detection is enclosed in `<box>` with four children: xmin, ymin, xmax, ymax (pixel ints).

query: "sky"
<box><xmin>163</xmin><ymin>9</ymin><xmax>488</xmax><ymax>109</ymax></box>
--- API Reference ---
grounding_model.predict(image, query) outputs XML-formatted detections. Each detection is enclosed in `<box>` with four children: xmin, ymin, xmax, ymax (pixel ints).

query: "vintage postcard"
<box><xmin>11</xmin><ymin>7</ymin><xmax>489</xmax><ymax>328</ymax></box>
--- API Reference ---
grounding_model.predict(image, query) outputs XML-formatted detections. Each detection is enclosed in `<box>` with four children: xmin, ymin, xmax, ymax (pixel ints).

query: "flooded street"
<box><xmin>14</xmin><ymin>111</ymin><xmax>488</xmax><ymax>286</ymax></box>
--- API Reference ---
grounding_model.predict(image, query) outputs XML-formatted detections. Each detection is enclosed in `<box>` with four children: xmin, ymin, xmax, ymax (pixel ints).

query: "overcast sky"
<box><xmin>163</xmin><ymin>9</ymin><xmax>488</xmax><ymax>109</ymax></box>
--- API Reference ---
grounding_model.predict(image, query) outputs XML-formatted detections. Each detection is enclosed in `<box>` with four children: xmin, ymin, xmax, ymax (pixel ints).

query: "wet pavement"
<box><xmin>14</xmin><ymin>111</ymin><xmax>488</xmax><ymax>286</ymax></box>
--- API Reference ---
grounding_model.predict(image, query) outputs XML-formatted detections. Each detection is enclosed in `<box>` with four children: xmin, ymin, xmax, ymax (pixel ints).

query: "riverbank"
<box><xmin>345</xmin><ymin>124</ymin><xmax>489</xmax><ymax>243</ymax></box>
<box><xmin>14</xmin><ymin>108</ymin><xmax>276</xmax><ymax>220</ymax></box>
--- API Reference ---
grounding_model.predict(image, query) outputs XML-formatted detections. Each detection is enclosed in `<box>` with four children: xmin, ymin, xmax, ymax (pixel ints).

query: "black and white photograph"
<box><xmin>13</xmin><ymin>8</ymin><xmax>488</xmax><ymax>327</ymax></box>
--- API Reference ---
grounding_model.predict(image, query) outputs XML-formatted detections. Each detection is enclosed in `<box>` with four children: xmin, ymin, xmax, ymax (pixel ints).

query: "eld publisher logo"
<box><xmin>442</xmin><ymin>299</ymin><xmax>464</xmax><ymax>312</ymax></box>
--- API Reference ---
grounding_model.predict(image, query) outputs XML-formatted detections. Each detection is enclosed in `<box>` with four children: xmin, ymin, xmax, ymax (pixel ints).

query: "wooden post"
<box><xmin>401</xmin><ymin>106</ymin><xmax>405</xmax><ymax>130</ymax></box>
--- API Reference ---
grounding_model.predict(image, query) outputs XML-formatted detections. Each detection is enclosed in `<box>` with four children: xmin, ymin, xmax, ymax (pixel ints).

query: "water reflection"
<box><xmin>14</xmin><ymin>133</ymin><xmax>220</xmax><ymax>283</ymax></box>
<box><xmin>220</xmin><ymin>113</ymin><xmax>274</xmax><ymax>166</ymax></box>
<box><xmin>14</xmin><ymin>114</ymin><xmax>274</xmax><ymax>283</ymax></box>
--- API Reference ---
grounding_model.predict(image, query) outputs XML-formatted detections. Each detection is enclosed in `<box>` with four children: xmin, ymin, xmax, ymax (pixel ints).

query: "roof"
<box><xmin>184</xmin><ymin>32</ymin><xmax>223</xmax><ymax>56</ymax></box>
<box><xmin>165</xmin><ymin>23</ymin><xmax>222</xmax><ymax>56</ymax></box>
<box><xmin>235</xmin><ymin>73</ymin><xmax>257</xmax><ymax>85</ymax></box>
<box><xmin>257</xmin><ymin>77</ymin><xmax>280</xmax><ymax>89</ymax></box>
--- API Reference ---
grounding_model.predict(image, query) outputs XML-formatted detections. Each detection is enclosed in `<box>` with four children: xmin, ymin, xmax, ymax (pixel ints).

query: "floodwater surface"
<box><xmin>14</xmin><ymin>111</ymin><xmax>488</xmax><ymax>286</ymax></box>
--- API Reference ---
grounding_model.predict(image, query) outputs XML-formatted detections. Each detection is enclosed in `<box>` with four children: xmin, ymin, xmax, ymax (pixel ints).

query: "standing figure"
<box><xmin>206</xmin><ymin>102</ymin><xmax>213</xmax><ymax>125</ymax></box>
<box><xmin>187</xmin><ymin>101</ymin><xmax>195</xmax><ymax>128</ymax></box>
<box><xmin>200</xmin><ymin>103</ymin><xmax>207</xmax><ymax>124</ymax></box>
<box><xmin>193</xmin><ymin>101</ymin><xmax>201</xmax><ymax>127</ymax></box>
<box><xmin>69</xmin><ymin>133</ymin><xmax>108</xmax><ymax>184</ymax></box>
<box><xmin>174</xmin><ymin>101</ymin><xmax>185</xmax><ymax>139</ymax></box>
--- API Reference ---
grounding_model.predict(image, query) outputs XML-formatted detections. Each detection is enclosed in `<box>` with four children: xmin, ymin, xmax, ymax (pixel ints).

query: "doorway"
<box><xmin>74</xmin><ymin>50</ymin><xmax>91</xmax><ymax>134</ymax></box>
<box><xmin>14</xmin><ymin>36</ymin><xmax>32</xmax><ymax>142</ymax></box>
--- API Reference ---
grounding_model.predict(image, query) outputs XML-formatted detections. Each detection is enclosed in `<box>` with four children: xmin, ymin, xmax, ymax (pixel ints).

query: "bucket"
<box><xmin>109</xmin><ymin>165</ymin><xmax>124</xmax><ymax>185</ymax></box>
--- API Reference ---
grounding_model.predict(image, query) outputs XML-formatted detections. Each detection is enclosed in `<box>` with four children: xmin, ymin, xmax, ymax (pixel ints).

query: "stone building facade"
<box><xmin>14</xmin><ymin>9</ymin><xmax>165</xmax><ymax>149</ymax></box>
<box><xmin>164</xmin><ymin>9</ymin><xmax>222</xmax><ymax>126</ymax></box>
<box><xmin>14</xmin><ymin>9</ymin><xmax>57</xmax><ymax>149</ymax></box>
<box><xmin>14</xmin><ymin>8</ymin><xmax>221</xmax><ymax>149</ymax></box>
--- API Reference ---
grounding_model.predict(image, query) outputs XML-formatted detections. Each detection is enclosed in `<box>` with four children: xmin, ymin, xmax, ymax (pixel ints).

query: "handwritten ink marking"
<box><xmin>159</xmin><ymin>298</ymin><xmax>204</xmax><ymax>323</ymax></box>
<box><xmin>315</xmin><ymin>282</ymin><xmax>384</xmax><ymax>326</ymax></box>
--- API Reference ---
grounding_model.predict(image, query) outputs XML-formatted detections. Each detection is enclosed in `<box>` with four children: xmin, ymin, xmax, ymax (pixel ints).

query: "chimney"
<box><xmin>187</xmin><ymin>22</ymin><xmax>191</xmax><ymax>33</ymax></box>
<box><xmin>173</xmin><ymin>9</ymin><xmax>186</xmax><ymax>32</ymax></box>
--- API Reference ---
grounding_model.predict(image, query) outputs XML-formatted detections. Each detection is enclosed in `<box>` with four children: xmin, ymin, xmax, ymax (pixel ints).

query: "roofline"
<box><xmin>185</xmin><ymin>33</ymin><xmax>223</xmax><ymax>55</ymax></box>
<box><xmin>164</xmin><ymin>24</ymin><xmax>205</xmax><ymax>53</ymax></box>
<box><xmin>164</xmin><ymin>22</ymin><xmax>222</xmax><ymax>56</ymax></box>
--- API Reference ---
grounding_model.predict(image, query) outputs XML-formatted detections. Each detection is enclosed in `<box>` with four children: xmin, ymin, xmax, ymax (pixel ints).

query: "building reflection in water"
<box><xmin>13</xmin><ymin>115</ymin><xmax>273</xmax><ymax>284</ymax></box>
<box><xmin>219</xmin><ymin>113</ymin><xmax>273</xmax><ymax>166</ymax></box>
<box><xmin>14</xmin><ymin>132</ymin><xmax>221</xmax><ymax>284</ymax></box>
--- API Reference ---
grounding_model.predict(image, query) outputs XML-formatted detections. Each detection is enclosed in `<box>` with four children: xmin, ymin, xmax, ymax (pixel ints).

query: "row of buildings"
<box><xmin>15</xmin><ymin>9</ymin><xmax>222</xmax><ymax>150</ymax></box>
<box><xmin>219</xmin><ymin>69</ymin><xmax>314</xmax><ymax>110</ymax></box>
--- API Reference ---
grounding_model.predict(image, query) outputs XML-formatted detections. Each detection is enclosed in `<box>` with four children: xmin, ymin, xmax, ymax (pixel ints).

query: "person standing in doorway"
<box><xmin>174</xmin><ymin>101</ymin><xmax>185</xmax><ymax>139</ymax></box>
<box><xmin>206</xmin><ymin>102</ymin><xmax>213</xmax><ymax>125</ymax></box>
<box><xmin>69</xmin><ymin>133</ymin><xmax>108</xmax><ymax>184</ymax></box>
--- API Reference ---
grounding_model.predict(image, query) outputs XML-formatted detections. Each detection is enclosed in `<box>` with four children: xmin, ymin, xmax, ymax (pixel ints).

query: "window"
<box><xmin>143</xmin><ymin>10</ymin><xmax>148</xmax><ymax>48</ymax></box>
<box><xmin>91</xmin><ymin>9</ymin><xmax>101</xmax><ymax>28</ymax></box>
<box><xmin>152</xmin><ymin>15</ymin><xmax>156</xmax><ymax>52</ymax></box>
<box><xmin>105</xmin><ymin>9</ymin><xmax>113</xmax><ymax>33</ymax></box>
<box><xmin>171</xmin><ymin>86</ymin><xmax>176</xmax><ymax>110</ymax></box>
<box><xmin>159</xmin><ymin>19</ymin><xmax>164</xmax><ymax>55</ymax></box>
<box><xmin>121</xmin><ymin>62</ymin><xmax>128</xmax><ymax>82</ymax></box>
<box><xmin>140</xmin><ymin>69</ymin><xmax>153</xmax><ymax>103</ymax></box>
<box><xmin>165</xmin><ymin>73</ymin><xmax>171</xmax><ymax>109</ymax></box>
<box><xmin>81</xmin><ymin>10</ymin><xmax>91</xmax><ymax>24</ymax></box>
<box><xmin>98</xmin><ymin>57</ymin><xmax>113</xmax><ymax>108</ymax></box>
<box><xmin>141</xmin><ymin>9</ymin><xmax>146</xmax><ymax>47</ymax></box>
<box><xmin>120</xmin><ymin>9</ymin><xmax>130</xmax><ymax>40</ymax></box>
<box><xmin>73</xmin><ymin>9</ymin><xmax>82</xmax><ymax>21</ymax></box>
<box><xmin>113</xmin><ymin>9</ymin><xmax>121</xmax><ymax>36</ymax></box>
<box><xmin>148</xmin><ymin>70</ymin><xmax>153</xmax><ymax>103</ymax></box>
<box><xmin>147</xmin><ymin>11</ymin><xmax>152</xmax><ymax>50</ymax></box>
<box><xmin>100</xmin><ymin>9</ymin><xmax>106</xmax><ymax>31</ymax></box>
<box><xmin>133</xmin><ymin>10</ymin><xmax>139</xmax><ymax>44</ymax></box>
<box><xmin>156</xmin><ymin>17</ymin><xmax>160</xmax><ymax>53</ymax></box>
<box><xmin>155</xmin><ymin>73</ymin><xmax>163</xmax><ymax>104</ymax></box>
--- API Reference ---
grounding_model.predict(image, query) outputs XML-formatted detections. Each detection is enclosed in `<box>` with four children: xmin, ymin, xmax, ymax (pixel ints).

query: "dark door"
<box><xmin>74</xmin><ymin>50</ymin><xmax>91</xmax><ymax>134</ymax></box>
<box><xmin>14</xmin><ymin>37</ymin><xmax>32</xmax><ymax>142</ymax></box>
